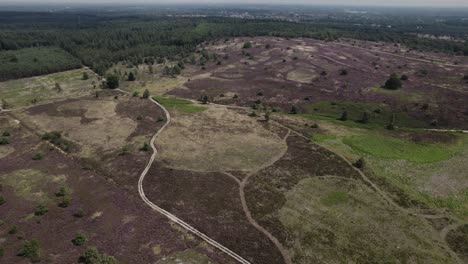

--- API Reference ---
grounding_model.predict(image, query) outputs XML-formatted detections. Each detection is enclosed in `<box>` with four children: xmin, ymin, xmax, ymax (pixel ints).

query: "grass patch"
<box><xmin>0</xmin><ymin>169</ymin><xmax>66</xmax><ymax>203</ymax></box>
<box><xmin>156</xmin><ymin>249</ymin><xmax>214</xmax><ymax>264</ymax></box>
<box><xmin>0</xmin><ymin>68</ymin><xmax>97</xmax><ymax>109</ymax></box>
<box><xmin>279</xmin><ymin>177</ymin><xmax>453</xmax><ymax>263</ymax></box>
<box><xmin>303</xmin><ymin>101</ymin><xmax>427</xmax><ymax>128</ymax></box>
<box><xmin>311</xmin><ymin>133</ymin><xmax>337</xmax><ymax>143</ymax></box>
<box><xmin>321</xmin><ymin>191</ymin><xmax>348</xmax><ymax>206</ymax></box>
<box><xmin>343</xmin><ymin>134</ymin><xmax>457</xmax><ymax>163</ymax></box>
<box><xmin>153</xmin><ymin>96</ymin><xmax>207</xmax><ymax>113</ymax></box>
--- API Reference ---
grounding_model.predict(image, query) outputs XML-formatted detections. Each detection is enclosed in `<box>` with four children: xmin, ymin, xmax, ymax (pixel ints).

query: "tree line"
<box><xmin>0</xmin><ymin>12</ymin><xmax>467</xmax><ymax>80</ymax></box>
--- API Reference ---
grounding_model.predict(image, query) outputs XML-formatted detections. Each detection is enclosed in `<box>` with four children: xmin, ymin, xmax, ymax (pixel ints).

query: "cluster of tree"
<box><xmin>0</xmin><ymin>47</ymin><xmax>81</xmax><ymax>81</ymax></box>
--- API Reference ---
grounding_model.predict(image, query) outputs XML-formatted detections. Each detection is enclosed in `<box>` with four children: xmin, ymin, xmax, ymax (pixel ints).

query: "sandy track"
<box><xmin>136</xmin><ymin>96</ymin><xmax>251</xmax><ymax>264</ymax></box>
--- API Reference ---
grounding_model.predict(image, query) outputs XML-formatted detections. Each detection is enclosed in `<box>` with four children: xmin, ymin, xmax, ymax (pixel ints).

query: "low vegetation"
<box><xmin>80</xmin><ymin>247</ymin><xmax>117</xmax><ymax>264</ymax></box>
<box><xmin>18</xmin><ymin>240</ymin><xmax>41</xmax><ymax>262</ymax></box>
<box><xmin>153</xmin><ymin>96</ymin><xmax>207</xmax><ymax>113</ymax></box>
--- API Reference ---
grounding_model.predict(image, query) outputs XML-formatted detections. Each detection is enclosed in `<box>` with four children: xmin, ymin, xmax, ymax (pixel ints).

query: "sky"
<box><xmin>1</xmin><ymin>0</ymin><xmax>468</xmax><ymax>7</ymax></box>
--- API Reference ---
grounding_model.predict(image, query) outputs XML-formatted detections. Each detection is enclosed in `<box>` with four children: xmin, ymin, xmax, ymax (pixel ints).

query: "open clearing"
<box><xmin>156</xmin><ymin>103</ymin><xmax>286</xmax><ymax>172</ymax></box>
<box><xmin>0</xmin><ymin>68</ymin><xmax>99</xmax><ymax>109</ymax></box>
<box><xmin>280</xmin><ymin>177</ymin><xmax>451</xmax><ymax>263</ymax></box>
<box><xmin>0</xmin><ymin>102</ymin><xmax>228</xmax><ymax>264</ymax></box>
<box><xmin>2</xmin><ymin>35</ymin><xmax>468</xmax><ymax>264</ymax></box>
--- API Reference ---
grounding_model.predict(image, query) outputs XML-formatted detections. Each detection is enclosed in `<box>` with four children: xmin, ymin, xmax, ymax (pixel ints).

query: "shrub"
<box><xmin>339</xmin><ymin>69</ymin><xmax>348</xmax><ymax>75</ymax></box>
<box><xmin>0</xmin><ymin>137</ymin><xmax>9</xmax><ymax>145</ymax></box>
<box><xmin>264</xmin><ymin>111</ymin><xmax>270</xmax><ymax>122</ymax></box>
<box><xmin>339</xmin><ymin>111</ymin><xmax>348</xmax><ymax>121</ymax></box>
<box><xmin>118</xmin><ymin>146</ymin><xmax>130</xmax><ymax>156</ymax></box>
<box><xmin>0</xmin><ymin>196</ymin><xmax>4</xmax><ymax>205</ymax></box>
<box><xmin>81</xmin><ymin>247</ymin><xmax>117</xmax><ymax>264</ymax></box>
<box><xmin>8</xmin><ymin>225</ymin><xmax>17</xmax><ymax>235</ymax></box>
<box><xmin>400</xmin><ymin>74</ymin><xmax>409</xmax><ymax>81</ymax></box>
<box><xmin>311</xmin><ymin>123</ymin><xmax>319</xmax><ymax>128</ymax></box>
<box><xmin>82</xmin><ymin>72</ymin><xmax>89</xmax><ymax>80</ymax></box>
<box><xmin>140</xmin><ymin>142</ymin><xmax>150</xmax><ymax>152</ymax></box>
<box><xmin>463</xmin><ymin>74</ymin><xmax>468</xmax><ymax>80</ymax></box>
<box><xmin>359</xmin><ymin>112</ymin><xmax>370</xmax><ymax>124</ymax></box>
<box><xmin>41</xmin><ymin>131</ymin><xmax>73</xmax><ymax>152</ymax></box>
<box><xmin>242</xmin><ymin>42</ymin><xmax>252</xmax><ymax>49</ymax></box>
<box><xmin>18</xmin><ymin>240</ymin><xmax>41</xmax><ymax>262</ymax></box>
<box><xmin>290</xmin><ymin>105</ymin><xmax>298</xmax><ymax>114</ymax></box>
<box><xmin>32</xmin><ymin>153</ymin><xmax>43</xmax><ymax>160</ymax></box>
<box><xmin>34</xmin><ymin>204</ymin><xmax>48</xmax><ymax>216</ymax></box>
<box><xmin>201</xmin><ymin>95</ymin><xmax>208</xmax><ymax>104</ymax></box>
<box><xmin>142</xmin><ymin>89</ymin><xmax>150</xmax><ymax>99</ymax></box>
<box><xmin>2</xmin><ymin>131</ymin><xmax>10</xmax><ymax>137</ymax></box>
<box><xmin>58</xmin><ymin>196</ymin><xmax>71</xmax><ymax>208</ymax></box>
<box><xmin>132</xmin><ymin>91</ymin><xmax>139</xmax><ymax>97</ymax></box>
<box><xmin>72</xmin><ymin>233</ymin><xmax>87</xmax><ymax>246</ymax></box>
<box><xmin>106</xmin><ymin>74</ymin><xmax>119</xmax><ymax>89</ymax></box>
<box><xmin>384</xmin><ymin>73</ymin><xmax>402</xmax><ymax>90</ymax></box>
<box><xmin>74</xmin><ymin>208</ymin><xmax>85</xmax><ymax>218</ymax></box>
<box><xmin>55</xmin><ymin>186</ymin><xmax>69</xmax><ymax>197</ymax></box>
<box><xmin>127</xmin><ymin>72</ymin><xmax>136</xmax><ymax>81</ymax></box>
<box><xmin>353</xmin><ymin>158</ymin><xmax>365</xmax><ymax>169</ymax></box>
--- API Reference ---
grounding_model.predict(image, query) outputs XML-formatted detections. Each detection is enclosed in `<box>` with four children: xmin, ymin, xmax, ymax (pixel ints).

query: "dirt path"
<box><xmin>271</xmin><ymin>120</ymin><xmax>464</xmax><ymax>264</ymax></box>
<box><xmin>135</xmin><ymin>95</ymin><xmax>251</xmax><ymax>264</ymax></box>
<box><xmin>223</xmin><ymin>128</ymin><xmax>293</xmax><ymax>264</ymax></box>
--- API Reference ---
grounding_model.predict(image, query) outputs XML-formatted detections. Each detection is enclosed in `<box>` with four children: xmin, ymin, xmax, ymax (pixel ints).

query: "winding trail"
<box><xmin>271</xmin><ymin>120</ymin><xmax>464</xmax><ymax>264</ymax></box>
<box><xmin>223</xmin><ymin>128</ymin><xmax>293</xmax><ymax>264</ymax></box>
<box><xmin>137</xmin><ymin>97</ymin><xmax>251</xmax><ymax>264</ymax></box>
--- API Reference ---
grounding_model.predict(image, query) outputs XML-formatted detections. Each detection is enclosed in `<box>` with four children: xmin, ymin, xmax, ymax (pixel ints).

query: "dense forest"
<box><xmin>0</xmin><ymin>47</ymin><xmax>81</xmax><ymax>81</ymax></box>
<box><xmin>0</xmin><ymin>11</ymin><xmax>467</xmax><ymax>80</ymax></box>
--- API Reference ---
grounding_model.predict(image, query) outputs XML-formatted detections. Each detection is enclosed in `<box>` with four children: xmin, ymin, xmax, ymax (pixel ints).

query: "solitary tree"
<box><xmin>171</xmin><ymin>65</ymin><xmax>182</xmax><ymax>76</ymax></box>
<box><xmin>386</xmin><ymin>113</ymin><xmax>396</xmax><ymax>130</ymax></box>
<box><xmin>290</xmin><ymin>105</ymin><xmax>298</xmax><ymax>114</ymax></box>
<box><xmin>82</xmin><ymin>72</ymin><xmax>89</xmax><ymax>80</ymax></box>
<box><xmin>128</xmin><ymin>72</ymin><xmax>136</xmax><ymax>81</ymax></box>
<box><xmin>55</xmin><ymin>83</ymin><xmax>62</xmax><ymax>93</ymax></box>
<box><xmin>339</xmin><ymin>111</ymin><xmax>348</xmax><ymax>121</ymax></box>
<box><xmin>384</xmin><ymin>73</ymin><xmax>402</xmax><ymax>90</ymax></box>
<box><xmin>201</xmin><ymin>95</ymin><xmax>209</xmax><ymax>104</ymax></box>
<box><xmin>360</xmin><ymin>112</ymin><xmax>370</xmax><ymax>124</ymax></box>
<box><xmin>142</xmin><ymin>89</ymin><xmax>150</xmax><ymax>99</ymax></box>
<box><xmin>106</xmin><ymin>75</ymin><xmax>119</xmax><ymax>89</ymax></box>
<box><xmin>264</xmin><ymin>111</ymin><xmax>270</xmax><ymax>122</ymax></box>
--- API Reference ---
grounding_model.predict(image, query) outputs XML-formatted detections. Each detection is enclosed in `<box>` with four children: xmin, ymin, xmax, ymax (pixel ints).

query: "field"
<box><xmin>0</xmin><ymin>112</ymin><xmax>229</xmax><ymax>263</ymax></box>
<box><xmin>168</xmin><ymin>37</ymin><xmax>468</xmax><ymax>129</ymax></box>
<box><xmin>1</xmin><ymin>35</ymin><xmax>467</xmax><ymax>264</ymax></box>
<box><xmin>0</xmin><ymin>68</ymin><xmax>99</xmax><ymax>109</ymax></box>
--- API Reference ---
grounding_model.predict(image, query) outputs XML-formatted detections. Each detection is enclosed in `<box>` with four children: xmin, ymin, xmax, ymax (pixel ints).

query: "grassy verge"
<box><xmin>301</xmin><ymin>101</ymin><xmax>428</xmax><ymax>128</ymax></box>
<box><xmin>153</xmin><ymin>96</ymin><xmax>207</xmax><ymax>113</ymax></box>
<box><xmin>342</xmin><ymin>134</ymin><xmax>458</xmax><ymax>163</ymax></box>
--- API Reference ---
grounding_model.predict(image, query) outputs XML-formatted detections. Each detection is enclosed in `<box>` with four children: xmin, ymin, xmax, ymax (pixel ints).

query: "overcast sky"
<box><xmin>1</xmin><ymin>0</ymin><xmax>468</xmax><ymax>7</ymax></box>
